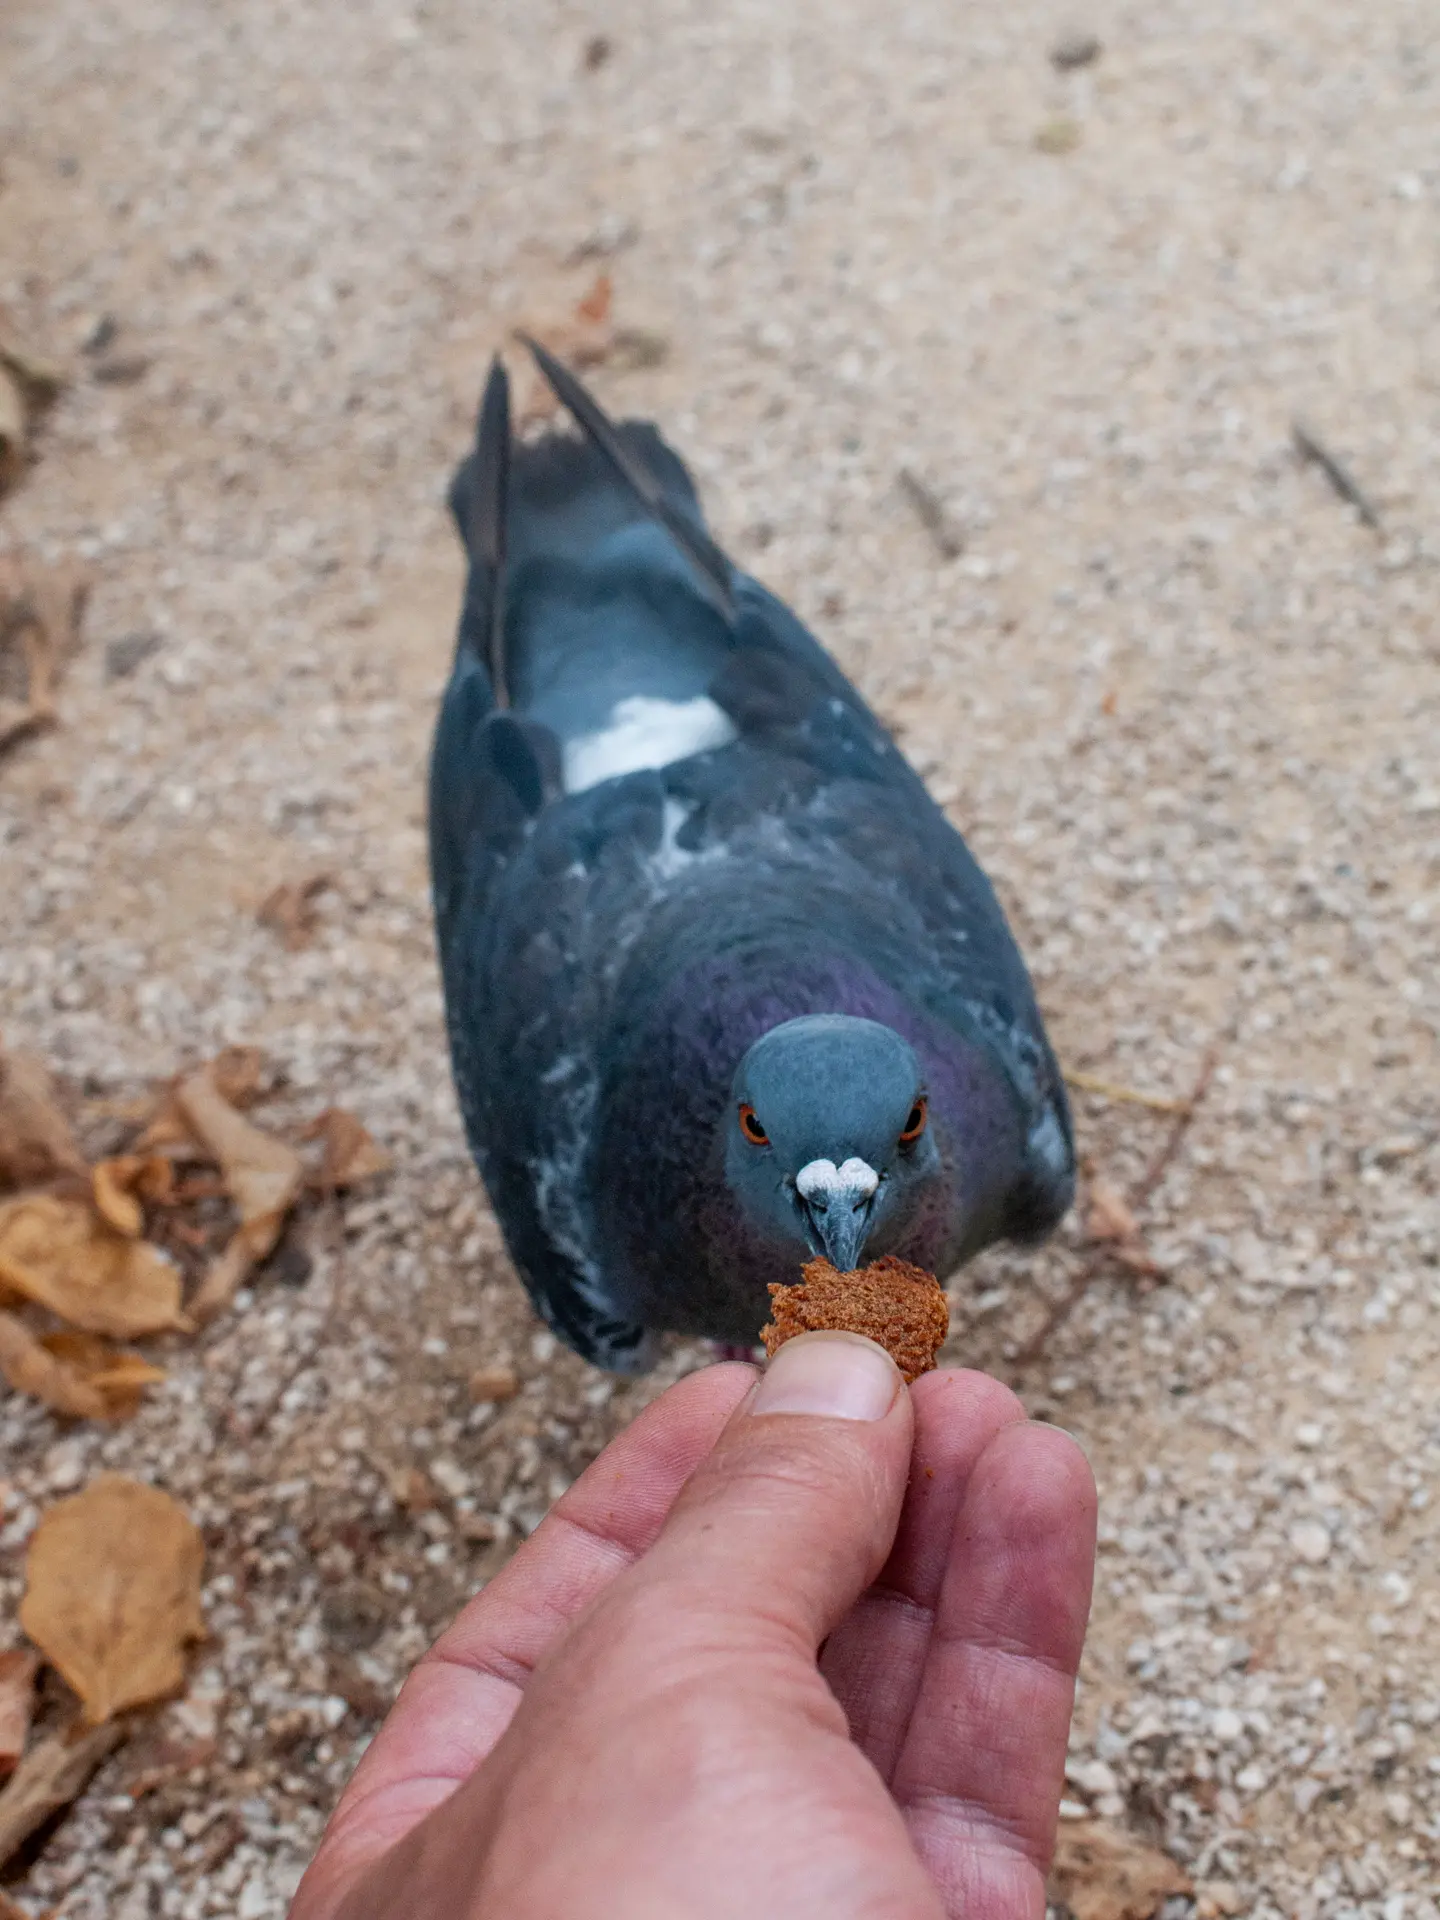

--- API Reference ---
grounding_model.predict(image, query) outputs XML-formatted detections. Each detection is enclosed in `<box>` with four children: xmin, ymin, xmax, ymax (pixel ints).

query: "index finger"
<box><xmin>292</xmin><ymin>1362</ymin><xmax>755</xmax><ymax>1916</ymax></box>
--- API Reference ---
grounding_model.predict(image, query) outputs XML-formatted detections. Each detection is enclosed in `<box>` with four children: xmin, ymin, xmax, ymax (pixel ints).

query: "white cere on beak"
<box><xmin>796</xmin><ymin>1157</ymin><xmax>880</xmax><ymax>1208</ymax></box>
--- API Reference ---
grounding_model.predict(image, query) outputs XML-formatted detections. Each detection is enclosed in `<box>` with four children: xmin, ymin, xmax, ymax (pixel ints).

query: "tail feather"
<box><xmin>449</xmin><ymin>357</ymin><xmax>513</xmax><ymax>703</ymax></box>
<box><xmin>519</xmin><ymin>336</ymin><xmax>735</xmax><ymax>617</ymax></box>
<box><xmin>447</xmin><ymin>345</ymin><xmax>739</xmax><ymax>703</ymax></box>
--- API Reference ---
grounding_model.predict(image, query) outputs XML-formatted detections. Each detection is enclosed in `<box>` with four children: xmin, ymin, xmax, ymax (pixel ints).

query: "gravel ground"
<box><xmin>2</xmin><ymin>1</ymin><xmax>1438</xmax><ymax>1915</ymax></box>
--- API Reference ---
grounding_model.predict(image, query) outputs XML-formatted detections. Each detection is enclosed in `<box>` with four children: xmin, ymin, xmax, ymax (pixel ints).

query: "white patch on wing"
<box><xmin>562</xmin><ymin>694</ymin><xmax>738</xmax><ymax>795</ymax></box>
<box><xmin>796</xmin><ymin>1157</ymin><xmax>880</xmax><ymax>1206</ymax></box>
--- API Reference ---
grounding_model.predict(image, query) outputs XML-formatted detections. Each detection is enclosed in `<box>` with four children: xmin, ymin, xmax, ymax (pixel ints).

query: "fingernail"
<box><xmin>751</xmin><ymin>1332</ymin><xmax>901</xmax><ymax>1422</ymax></box>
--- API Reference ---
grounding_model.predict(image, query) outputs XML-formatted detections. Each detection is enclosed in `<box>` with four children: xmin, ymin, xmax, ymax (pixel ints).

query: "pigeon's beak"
<box><xmin>809</xmin><ymin>1197</ymin><xmax>874</xmax><ymax>1274</ymax></box>
<box><xmin>795</xmin><ymin>1157</ymin><xmax>880</xmax><ymax>1275</ymax></box>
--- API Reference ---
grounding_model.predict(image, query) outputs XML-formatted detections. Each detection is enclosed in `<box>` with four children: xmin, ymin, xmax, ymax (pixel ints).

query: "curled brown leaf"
<box><xmin>135</xmin><ymin>1045</ymin><xmax>265</xmax><ymax>1154</ymax></box>
<box><xmin>304</xmin><ymin>1107</ymin><xmax>391</xmax><ymax>1192</ymax></box>
<box><xmin>257</xmin><ymin>873</ymin><xmax>333</xmax><ymax>950</ymax></box>
<box><xmin>1084</xmin><ymin>1173</ymin><xmax>1164</xmax><ymax>1280</ymax></box>
<box><xmin>0</xmin><ymin>1310</ymin><xmax>110</xmax><ymax>1420</ymax></box>
<box><xmin>40</xmin><ymin>1330</ymin><xmax>166</xmax><ymax>1420</ymax></box>
<box><xmin>1050</xmin><ymin>1818</ymin><xmax>1191</xmax><ymax>1920</ymax></box>
<box><xmin>0</xmin><ymin>1193</ymin><xmax>185</xmax><ymax>1337</ymax></box>
<box><xmin>175</xmin><ymin>1063</ymin><xmax>303</xmax><ymax>1323</ymax></box>
<box><xmin>91</xmin><ymin>1155</ymin><xmax>174</xmax><ymax>1237</ymax></box>
<box><xmin>208</xmin><ymin>1046</ymin><xmax>265</xmax><ymax>1109</ymax></box>
<box><xmin>1085</xmin><ymin>1176</ymin><xmax>1141</xmax><ymax>1245</ymax></box>
<box><xmin>0</xmin><ymin>1313</ymin><xmax>164</xmax><ymax>1423</ymax></box>
<box><xmin>176</xmin><ymin>1065</ymin><xmax>302</xmax><ymax>1246</ymax></box>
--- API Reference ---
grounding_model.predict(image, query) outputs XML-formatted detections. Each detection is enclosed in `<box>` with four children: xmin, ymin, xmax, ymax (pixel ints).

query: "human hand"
<box><xmin>290</xmin><ymin>1335</ymin><xmax>1096</xmax><ymax>1920</ymax></box>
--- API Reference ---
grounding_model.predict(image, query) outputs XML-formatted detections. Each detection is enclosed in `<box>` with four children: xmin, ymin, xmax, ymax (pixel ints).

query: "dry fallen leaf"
<box><xmin>394</xmin><ymin>1466</ymin><xmax>439</xmax><ymax>1513</ymax></box>
<box><xmin>176</xmin><ymin>1063</ymin><xmax>303</xmax><ymax>1322</ymax></box>
<box><xmin>1084</xmin><ymin>1173</ymin><xmax>1165</xmax><ymax>1281</ymax></box>
<box><xmin>39</xmin><ymin>1331</ymin><xmax>165</xmax><ymax>1420</ymax></box>
<box><xmin>0</xmin><ymin>1045</ymin><xmax>86</xmax><ymax>1192</ymax></box>
<box><xmin>91</xmin><ymin>1154</ymin><xmax>174</xmax><ymax>1236</ymax></box>
<box><xmin>1086</xmin><ymin>1176</ymin><xmax>1141</xmax><ymax>1245</ymax></box>
<box><xmin>305</xmin><ymin>1107</ymin><xmax>391</xmax><ymax>1191</ymax></box>
<box><xmin>574</xmin><ymin>270</ymin><xmax>613</xmax><ymax>327</ymax></box>
<box><xmin>208</xmin><ymin>1045</ymin><xmax>265</xmax><ymax>1109</ymax></box>
<box><xmin>0</xmin><ymin>560</ymin><xmax>87</xmax><ymax>754</ymax></box>
<box><xmin>468</xmin><ymin>1364</ymin><xmax>520</xmax><ymax>1405</ymax></box>
<box><xmin>1050</xmin><ymin>1819</ymin><xmax>1192</xmax><ymax>1920</ymax></box>
<box><xmin>0</xmin><ymin>1715</ymin><xmax>126</xmax><ymax>1871</ymax></box>
<box><xmin>141</xmin><ymin>1044</ymin><xmax>270</xmax><ymax>1144</ymax></box>
<box><xmin>0</xmin><ymin>1311</ymin><xmax>163</xmax><ymax>1423</ymax></box>
<box><xmin>498</xmin><ymin>273</ymin><xmax>669</xmax><ymax>424</ymax></box>
<box><xmin>19</xmin><ymin>1474</ymin><xmax>205</xmax><ymax>1724</ymax></box>
<box><xmin>0</xmin><ymin>1193</ymin><xmax>184</xmax><ymax>1337</ymax></box>
<box><xmin>136</xmin><ymin>1044</ymin><xmax>266</xmax><ymax>1154</ymax></box>
<box><xmin>0</xmin><ymin>1310</ymin><xmax>110</xmax><ymax>1420</ymax></box>
<box><xmin>258</xmin><ymin>872</ymin><xmax>333</xmax><ymax>950</ymax></box>
<box><xmin>176</xmin><ymin>1064</ymin><xmax>302</xmax><ymax>1243</ymax></box>
<box><xmin>0</xmin><ymin>1650</ymin><xmax>38</xmax><ymax>1780</ymax></box>
<box><xmin>512</xmin><ymin>273</ymin><xmax>616</xmax><ymax>421</ymax></box>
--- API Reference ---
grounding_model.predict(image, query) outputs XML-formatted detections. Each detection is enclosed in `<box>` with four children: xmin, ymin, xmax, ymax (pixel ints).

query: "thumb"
<box><xmin>611</xmin><ymin>1332</ymin><xmax>914</xmax><ymax>1656</ymax></box>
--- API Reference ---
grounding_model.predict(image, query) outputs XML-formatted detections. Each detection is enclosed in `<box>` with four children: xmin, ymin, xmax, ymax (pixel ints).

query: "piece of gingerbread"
<box><xmin>761</xmin><ymin>1254</ymin><xmax>950</xmax><ymax>1385</ymax></box>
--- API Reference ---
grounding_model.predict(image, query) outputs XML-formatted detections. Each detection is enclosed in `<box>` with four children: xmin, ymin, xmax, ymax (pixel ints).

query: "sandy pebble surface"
<box><xmin>1</xmin><ymin>2</ymin><xmax>1437</xmax><ymax>1914</ymax></box>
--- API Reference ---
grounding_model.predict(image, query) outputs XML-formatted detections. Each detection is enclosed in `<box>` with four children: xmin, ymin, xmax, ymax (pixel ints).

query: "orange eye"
<box><xmin>899</xmin><ymin>1097</ymin><xmax>928</xmax><ymax>1145</ymax></box>
<box><xmin>738</xmin><ymin>1103</ymin><xmax>769</xmax><ymax>1146</ymax></box>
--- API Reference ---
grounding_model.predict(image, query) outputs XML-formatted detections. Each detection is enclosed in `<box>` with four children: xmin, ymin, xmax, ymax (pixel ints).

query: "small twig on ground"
<box><xmin>897</xmin><ymin>467</ymin><xmax>965</xmax><ymax>560</ymax></box>
<box><xmin>191</xmin><ymin>1809</ymin><xmax>245</xmax><ymax>1878</ymax></box>
<box><xmin>1015</xmin><ymin>1046</ymin><xmax>1219</xmax><ymax>1367</ymax></box>
<box><xmin>1013</xmin><ymin>1250</ymin><xmax>1108</xmax><ymax>1371</ymax></box>
<box><xmin>1292</xmin><ymin>418</ymin><xmax>1382</xmax><ymax>531</ymax></box>
<box><xmin>1132</xmin><ymin>1046</ymin><xmax>1219</xmax><ymax>1207</ymax></box>
<box><xmin>0</xmin><ymin>1718</ymin><xmax>128</xmax><ymax>1869</ymax></box>
<box><xmin>1063</xmin><ymin>1069</ymin><xmax>1190</xmax><ymax>1114</ymax></box>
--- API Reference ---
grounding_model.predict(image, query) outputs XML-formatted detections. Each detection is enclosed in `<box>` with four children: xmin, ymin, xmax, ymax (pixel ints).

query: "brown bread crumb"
<box><xmin>761</xmin><ymin>1254</ymin><xmax>949</xmax><ymax>1384</ymax></box>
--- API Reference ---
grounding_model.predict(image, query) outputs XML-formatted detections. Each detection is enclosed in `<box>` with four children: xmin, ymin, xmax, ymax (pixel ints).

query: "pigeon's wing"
<box><xmin>441</xmin><ymin>771</ymin><xmax>689</xmax><ymax>1371</ymax></box>
<box><xmin>432</xmin><ymin>363</ymin><xmax>656</xmax><ymax>1365</ymax></box>
<box><xmin>435</xmin><ymin>352</ymin><xmax>762</xmax><ymax>1366</ymax></box>
<box><xmin>429</xmin><ymin>680</ymin><xmax>562</xmax><ymax>954</ymax></box>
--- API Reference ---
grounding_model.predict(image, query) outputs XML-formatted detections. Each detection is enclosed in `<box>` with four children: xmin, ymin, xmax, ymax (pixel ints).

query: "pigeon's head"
<box><xmin>724</xmin><ymin>1014</ymin><xmax>941</xmax><ymax>1272</ymax></box>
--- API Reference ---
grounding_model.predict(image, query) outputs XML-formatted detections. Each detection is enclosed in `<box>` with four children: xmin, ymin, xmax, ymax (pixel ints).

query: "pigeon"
<box><xmin>429</xmin><ymin>341</ymin><xmax>1074</xmax><ymax>1370</ymax></box>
